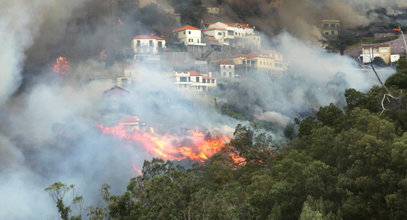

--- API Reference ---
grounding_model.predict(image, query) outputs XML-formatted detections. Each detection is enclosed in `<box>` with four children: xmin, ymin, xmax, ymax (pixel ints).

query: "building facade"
<box><xmin>219</xmin><ymin>61</ymin><xmax>235</xmax><ymax>78</ymax></box>
<box><xmin>132</xmin><ymin>35</ymin><xmax>166</xmax><ymax>61</ymax></box>
<box><xmin>361</xmin><ymin>44</ymin><xmax>391</xmax><ymax>64</ymax></box>
<box><xmin>232</xmin><ymin>50</ymin><xmax>288</xmax><ymax>76</ymax></box>
<box><xmin>205</xmin><ymin>22</ymin><xmax>260</xmax><ymax>48</ymax></box>
<box><xmin>172</xmin><ymin>70</ymin><xmax>217</xmax><ymax>92</ymax></box>
<box><xmin>321</xmin><ymin>19</ymin><xmax>341</xmax><ymax>40</ymax></box>
<box><xmin>173</xmin><ymin>25</ymin><xmax>206</xmax><ymax>46</ymax></box>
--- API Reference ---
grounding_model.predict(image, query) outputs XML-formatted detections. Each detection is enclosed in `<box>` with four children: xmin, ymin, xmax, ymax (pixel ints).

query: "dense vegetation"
<box><xmin>47</xmin><ymin>60</ymin><xmax>407</xmax><ymax>219</ymax></box>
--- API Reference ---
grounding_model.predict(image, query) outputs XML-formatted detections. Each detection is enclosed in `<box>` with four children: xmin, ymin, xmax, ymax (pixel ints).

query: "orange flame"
<box><xmin>99</xmin><ymin>50</ymin><xmax>107</xmax><ymax>58</ymax></box>
<box><xmin>97</xmin><ymin>124</ymin><xmax>239</xmax><ymax>163</ymax></box>
<box><xmin>53</xmin><ymin>56</ymin><xmax>70</xmax><ymax>75</ymax></box>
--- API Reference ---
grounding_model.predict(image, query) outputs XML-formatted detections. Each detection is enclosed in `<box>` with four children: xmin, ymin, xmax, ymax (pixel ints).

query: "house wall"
<box><xmin>220</xmin><ymin>64</ymin><xmax>235</xmax><ymax>78</ymax></box>
<box><xmin>361</xmin><ymin>46</ymin><xmax>391</xmax><ymax>64</ymax></box>
<box><xmin>176</xmin><ymin>29</ymin><xmax>205</xmax><ymax>46</ymax></box>
<box><xmin>133</xmin><ymin>38</ymin><xmax>166</xmax><ymax>54</ymax></box>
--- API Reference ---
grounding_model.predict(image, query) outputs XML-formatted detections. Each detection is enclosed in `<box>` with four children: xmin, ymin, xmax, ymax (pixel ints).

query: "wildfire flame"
<box><xmin>53</xmin><ymin>56</ymin><xmax>70</xmax><ymax>75</ymax></box>
<box><xmin>97</xmin><ymin>124</ymin><xmax>245</xmax><ymax>164</ymax></box>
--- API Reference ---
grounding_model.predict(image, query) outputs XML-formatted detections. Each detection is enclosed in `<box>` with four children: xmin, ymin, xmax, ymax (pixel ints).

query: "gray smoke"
<box><xmin>0</xmin><ymin>1</ymin><xmax>397</xmax><ymax>219</ymax></box>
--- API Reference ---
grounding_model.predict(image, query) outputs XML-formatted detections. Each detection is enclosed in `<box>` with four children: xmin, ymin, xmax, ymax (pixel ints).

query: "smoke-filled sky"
<box><xmin>0</xmin><ymin>0</ymin><xmax>398</xmax><ymax>219</ymax></box>
<box><xmin>219</xmin><ymin>0</ymin><xmax>402</xmax><ymax>40</ymax></box>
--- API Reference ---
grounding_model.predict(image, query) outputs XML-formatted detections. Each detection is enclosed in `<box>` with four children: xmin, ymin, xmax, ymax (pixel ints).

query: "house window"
<box><xmin>188</xmin><ymin>31</ymin><xmax>191</xmax><ymax>34</ymax></box>
<box><xmin>180</xmin><ymin>77</ymin><xmax>187</xmax><ymax>82</ymax></box>
<box><xmin>136</xmin><ymin>40</ymin><xmax>141</xmax><ymax>47</ymax></box>
<box><xmin>228</xmin><ymin>66</ymin><xmax>231</xmax><ymax>69</ymax></box>
<box><xmin>218</xmin><ymin>32</ymin><xmax>222</xmax><ymax>36</ymax></box>
<box><xmin>149</xmin><ymin>40</ymin><xmax>153</xmax><ymax>46</ymax></box>
<box><xmin>158</xmin><ymin>41</ymin><xmax>162</xmax><ymax>48</ymax></box>
<box><xmin>196</xmin><ymin>77</ymin><xmax>200</xmax><ymax>82</ymax></box>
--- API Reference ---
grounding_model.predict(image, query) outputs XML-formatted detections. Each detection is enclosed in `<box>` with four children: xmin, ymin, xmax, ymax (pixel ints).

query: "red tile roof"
<box><xmin>134</xmin><ymin>35</ymin><xmax>165</xmax><ymax>40</ymax></box>
<box><xmin>225</xmin><ymin>23</ymin><xmax>252</xmax><ymax>29</ymax></box>
<box><xmin>173</xmin><ymin>25</ymin><xmax>201</xmax><ymax>32</ymax></box>
<box><xmin>187</xmin><ymin>71</ymin><xmax>203</xmax><ymax>76</ymax></box>
<box><xmin>232</xmin><ymin>52</ymin><xmax>261</xmax><ymax>58</ymax></box>
<box><xmin>103</xmin><ymin>85</ymin><xmax>130</xmax><ymax>96</ymax></box>
<box><xmin>232</xmin><ymin>50</ymin><xmax>281</xmax><ymax>58</ymax></box>
<box><xmin>219</xmin><ymin>61</ymin><xmax>232</xmax><ymax>65</ymax></box>
<box><xmin>205</xmin><ymin>36</ymin><xmax>217</xmax><ymax>41</ymax></box>
<box><xmin>120</xmin><ymin>116</ymin><xmax>140</xmax><ymax>123</ymax></box>
<box><xmin>203</xmin><ymin>28</ymin><xmax>226</xmax><ymax>31</ymax></box>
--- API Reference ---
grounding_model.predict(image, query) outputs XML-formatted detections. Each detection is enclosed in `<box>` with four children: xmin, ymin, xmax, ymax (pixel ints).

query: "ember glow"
<box><xmin>53</xmin><ymin>56</ymin><xmax>70</xmax><ymax>75</ymax></box>
<box><xmin>97</xmin><ymin>124</ymin><xmax>245</xmax><ymax>164</ymax></box>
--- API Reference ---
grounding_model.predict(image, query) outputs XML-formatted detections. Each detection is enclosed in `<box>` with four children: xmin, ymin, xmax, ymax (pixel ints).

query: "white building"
<box><xmin>207</xmin><ymin>22</ymin><xmax>255</xmax><ymax>39</ymax></box>
<box><xmin>203</xmin><ymin>28</ymin><xmax>229</xmax><ymax>45</ymax></box>
<box><xmin>173</xmin><ymin>25</ymin><xmax>206</xmax><ymax>46</ymax></box>
<box><xmin>172</xmin><ymin>70</ymin><xmax>217</xmax><ymax>92</ymax></box>
<box><xmin>132</xmin><ymin>35</ymin><xmax>166</xmax><ymax>61</ymax></box>
<box><xmin>219</xmin><ymin>61</ymin><xmax>235</xmax><ymax>78</ymax></box>
<box><xmin>204</xmin><ymin>22</ymin><xmax>260</xmax><ymax>48</ymax></box>
<box><xmin>116</xmin><ymin>67</ymin><xmax>137</xmax><ymax>87</ymax></box>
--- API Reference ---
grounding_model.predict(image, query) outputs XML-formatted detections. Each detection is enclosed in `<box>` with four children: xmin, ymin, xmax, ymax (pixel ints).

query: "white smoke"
<box><xmin>0</xmin><ymin>1</ymin><xmax>398</xmax><ymax>219</ymax></box>
<box><xmin>0</xmin><ymin>0</ymin><xmax>87</xmax><ymax>104</ymax></box>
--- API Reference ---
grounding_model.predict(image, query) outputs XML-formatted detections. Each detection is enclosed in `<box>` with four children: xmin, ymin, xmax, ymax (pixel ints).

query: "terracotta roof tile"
<box><xmin>134</xmin><ymin>35</ymin><xmax>165</xmax><ymax>40</ymax></box>
<box><xmin>173</xmin><ymin>25</ymin><xmax>200</xmax><ymax>32</ymax></box>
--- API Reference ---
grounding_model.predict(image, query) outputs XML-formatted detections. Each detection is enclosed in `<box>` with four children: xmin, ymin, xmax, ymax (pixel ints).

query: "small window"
<box><xmin>149</xmin><ymin>40</ymin><xmax>153</xmax><ymax>46</ymax></box>
<box><xmin>196</xmin><ymin>77</ymin><xmax>200</xmax><ymax>82</ymax></box>
<box><xmin>188</xmin><ymin>31</ymin><xmax>191</xmax><ymax>34</ymax></box>
<box><xmin>136</xmin><ymin>40</ymin><xmax>141</xmax><ymax>47</ymax></box>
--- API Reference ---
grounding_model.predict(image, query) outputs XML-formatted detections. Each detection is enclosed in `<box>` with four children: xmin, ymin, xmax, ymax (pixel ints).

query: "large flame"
<box><xmin>53</xmin><ymin>56</ymin><xmax>70</xmax><ymax>75</ymax></box>
<box><xmin>97</xmin><ymin>124</ymin><xmax>245</xmax><ymax>164</ymax></box>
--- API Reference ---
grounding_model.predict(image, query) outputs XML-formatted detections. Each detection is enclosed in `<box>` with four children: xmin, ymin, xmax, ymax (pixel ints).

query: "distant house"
<box><xmin>203</xmin><ymin>28</ymin><xmax>229</xmax><ymax>45</ymax></box>
<box><xmin>172</xmin><ymin>70</ymin><xmax>217</xmax><ymax>92</ymax></box>
<box><xmin>232</xmin><ymin>50</ymin><xmax>288</xmax><ymax>76</ymax></box>
<box><xmin>219</xmin><ymin>61</ymin><xmax>235</xmax><ymax>78</ymax></box>
<box><xmin>360</xmin><ymin>44</ymin><xmax>392</xmax><ymax>64</ymax></box>
<box><xmin>132</xmin><ymin>35</ymin><xmax>166</xmax><ymax>61</ymax></box>
<box><xmin>119</xmin><ymin>116</ymin><xmax>147</xmax><ymax>133</ymax></box>
<box><xmin>397</xmin><ymin>0</ymin><xmax>407</xmax><ymax>8</ymax></box>
<box><xmin>205</xmin><ymin>22</ymin><xmax>261</xmax><ymax>49</ymax></box>
<box><xmin>320</xmin><ymin>19</ymin><xmax>341</xmax><ymax>40</ymax></box>
<box><xmin>116</xmin><ymin>66</ymin><xmax>137</xmax><ymax>87</ymax></box>
<box><xmin>207</xmin><ymin>22</ymin><xmax>255</xmax><ymax>39</ymax></box>
<box><xmin>103</xmin><ymin>85</ymin><xmax>130</xmax><ymax>97</ymax></box>
<box><xmin>173</xmin><ymin>25</ymin><xmax>206</xmax><ymax>46</ymax></box>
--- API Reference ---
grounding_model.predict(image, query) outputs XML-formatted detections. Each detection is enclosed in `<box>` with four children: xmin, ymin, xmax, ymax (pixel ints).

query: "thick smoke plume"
<box><xmin>220</xmin><ymin>0</ymin><xmax>401</xmax><ymax>40</ymax></box>
<box><xmin>0</xmin><ymin>0</ymin><xmax>396</xmax><ymax>219</ymax></box>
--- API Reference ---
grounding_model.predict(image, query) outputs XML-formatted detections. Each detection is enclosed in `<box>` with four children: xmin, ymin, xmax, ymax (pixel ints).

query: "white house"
<box><xmin>203</xmin><ymin>28</ymin><xmax>229</xmax><ymax>45</ymax></box>
<box><xmin>204</xmin><ymin>22</ymin><xmax>260</xmax><ymax>48</ymax></box>
<box><xmin>219</xmin><ymin>61</ymin><xmax>235</xmax><ymax>78</ymax></box>
<box><xmin>207</xmin><ymin>22</ymin><xmax>255</xmax><ymax>39</ymax></box>
<box><xmin>116</xmin><ymin>66</ymin><xmax>137</xmax><ymax>87</ymax></box>
<box><xmin>172</xmin><ymin>70</ymin><xmax>217</xmax><ymax>92</ymax></box>
<box><xmin>173</xmin><ymin>25</ymin><xmax>206</xmax><ymax>46</ymax></box>
<box><xmin>132</xmin><ymin>35</ymin><xmax>166</xmax><ymax>61</ymax></box>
